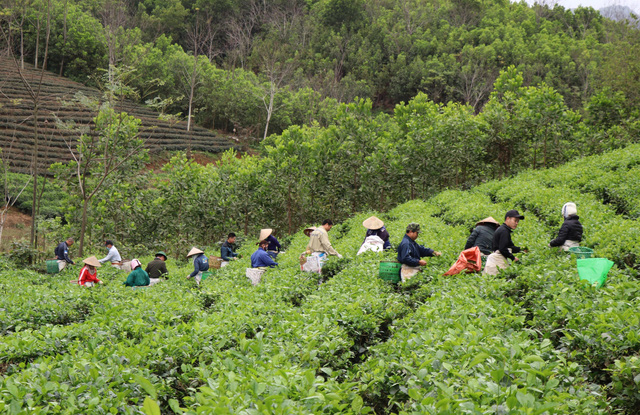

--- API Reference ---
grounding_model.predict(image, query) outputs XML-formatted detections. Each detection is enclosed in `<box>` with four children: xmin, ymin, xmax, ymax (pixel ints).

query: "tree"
<box><xmin>54</xmin><ymin>98</ymin><xmax>147</xmax><ymax>256</ymax></box>
<box><xmin>0</xmin><ymin>0</ymin><xmax>52</xmax><ymax>251</ymax></box>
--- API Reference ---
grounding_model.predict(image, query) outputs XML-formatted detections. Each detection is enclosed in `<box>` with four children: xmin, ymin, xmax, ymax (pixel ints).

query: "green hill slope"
<box><xmin>0</xmin><ymin>58</ymin><xmax>239</xmax><ymax>174</ymax></box>
<box><xmin>0</xmin><ymin>144</ymin><xmax>639</xmax><ymax>413</ymax></box>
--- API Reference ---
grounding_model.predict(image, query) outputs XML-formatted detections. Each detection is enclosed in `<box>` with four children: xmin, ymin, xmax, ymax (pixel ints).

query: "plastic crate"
<box><xmin>379</xmin><ymin>261</ymin><xmax>401</xmax><ymax>283</ymax></box>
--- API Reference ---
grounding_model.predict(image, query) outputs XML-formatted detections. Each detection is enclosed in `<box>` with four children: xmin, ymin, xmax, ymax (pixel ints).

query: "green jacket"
<box><xmin>124</xmin><ymin>267</ymin><xmax>150</xmax><ymax>287</ymax></box>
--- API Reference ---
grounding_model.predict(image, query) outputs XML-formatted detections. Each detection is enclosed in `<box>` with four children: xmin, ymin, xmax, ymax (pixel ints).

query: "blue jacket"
<box><xmin>266</xmin><ymin>235</ymin><xmax>281</xmax><ymax>252</ymax></box>
<box><xmin>189</xmin><ymin>253</ymin><xmax>209</xmax><ymax>277</ymax></box>
<box><xmin>251</xmin><ymin>248</ymin><xmax>278</xmax><ymax>268</ymax></box>
<box><xmin>397</xmin><ymin>234</ymin><xmax>434</xmax><ymax>267</ymax></box>
<box><xmin>221</xmin><ymin>241</ymin><xmax>238</xmax><ymax>261</ymax></box>
<box><xmin>55</xmin><ymin>241</ymin><xmax>74</xmax><ymax>264</ymax></box>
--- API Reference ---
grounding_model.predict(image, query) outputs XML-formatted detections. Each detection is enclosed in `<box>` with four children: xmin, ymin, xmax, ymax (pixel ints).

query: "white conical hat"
<box><xmin>304</xmin><ymin>227</ymin><xmax>316</xmax><ymax>237</ymax></box>
<box><xmin>362</xmin><ymin>216</ymin><xmax>384</xmax><ymax>230</ymax></box>
<box><xmin>187</xmin><ymin>247</ymin><xmax>204</xmax><ymax>257</ymax></box>
<box><xmin>82</xmin><ymin>256</ymin><xmax>101</xmax><ymax>267</ymax></box>
<box><xmin>259</xmin><ymin>228</ymin><xmax>273</xmax><ymax>241</ymax></box>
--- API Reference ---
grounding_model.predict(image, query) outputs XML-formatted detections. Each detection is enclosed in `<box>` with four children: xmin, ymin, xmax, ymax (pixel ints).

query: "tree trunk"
<box><xmin>263</xmin><ymin>83</ymin><xmax>275</xmax><ymax>141</ymax></box>
<box><xmin>59</xmin><ymin>0</ymin><xmax>68</xmax><ymax>75</ymax></box>
<box><xmin>29</xmin><ymin>103</ymin><xmax>39</xmax><ymax>248</ymax></box>
<box><xmin>78</xmin><ymin>197</ymin><xmax>89</xmax><ymax>256</ymax></box>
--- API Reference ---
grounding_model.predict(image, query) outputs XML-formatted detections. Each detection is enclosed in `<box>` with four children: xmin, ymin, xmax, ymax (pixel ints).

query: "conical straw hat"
<box><xmin>259</xmin><ymin>228</ymin><xmax>273</xmax><ymax>241</ymax></box>
<box><xmin>362</xmin><ymin>216</ymin><xmax>384</xmax><ymax>230</ymax></box>
<box><xmin>82</xmin><ymin>256</ymin><xmax>101</xmax><ymax>267</ymax></box>
<box><xmin>187</xmin><ymin>247</ymin><xmax>204</xmax><ymax>257</ymax></box>
<box><xmin>304</xmin><ymin>227</ymin><xmax>316</xmax><ymax>237</ymax></box>
<box><xmin>476</xmin><ymin>216</ymin><xmax>500</xmax><ymax>226</ymax></box>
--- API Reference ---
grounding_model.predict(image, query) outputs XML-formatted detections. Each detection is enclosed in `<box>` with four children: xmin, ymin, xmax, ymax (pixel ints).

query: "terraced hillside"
<box><xmin>0</xmin><ymin>58</ymin><xmax>238</xmax><ymax>174</ymax></box>
<box><xmin>0</xmin><ymin>145</ymin><xmax>639</xmax><ymax>413</ymax></box>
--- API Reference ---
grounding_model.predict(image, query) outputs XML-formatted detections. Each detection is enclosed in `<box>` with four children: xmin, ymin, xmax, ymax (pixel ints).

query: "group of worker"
<box><xmin>55</xmin><ymin>201</ymin><xmax>583</xmax><ymax>286</ymax></box>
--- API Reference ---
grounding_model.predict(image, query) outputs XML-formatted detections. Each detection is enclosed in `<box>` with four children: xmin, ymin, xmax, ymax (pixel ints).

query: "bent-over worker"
<box><xmin>306</xmin><ymin>220</ymin><xmax>342</xmax><ymax>272</ymax></box>
<box><xmin>221</xmin><ymin>233</ymin><xmax>239</xmax><ymax>267</ymax></box>
<box><xmin>55</xmin><ymin>237</ymin><xmax>75</xmax><ymax>271</ymax></box>
<box><xmin>260</xmin><ymin>228</ymin><xmax>282</xmax><ymax>259</ymax></box>
<box><xmin>186</xmin><ymin>247</ymin><xmax>209</xmax><ymax>285</ymax></box>
<box><xmin>78</xmin><ymin>256</ymin><xmax>102</xmax><ymax>286</ymax></box>
<box><xmin>465</xmin><ymin>217</ymin><xmax>500</xmax><ymax>256</ymax></box>
<box><xmin>362</xmin><ymin>216</ymin><xmax>391</xmax><ymax>250</ymax></box>
<box><xmin>99</xmin><ymin>240</ymin><xmax>123</xmax><ymax>268</ymax></box>
<box><xmin>484</xmin><ymin>210</ymin><xmax>524</xmax><ymax>276</ymax></box>
<box><xmin>549</xmin><ymin>202</ymin><xmax>583</xmax><ymax>251</ymax></box>
<box><xmin>124</xmin><ymin>259</ymin><xmax>150</xmax><ymax>287</ymax></box>
<box><xmin>251</xmin><ymin>240</ymin><xmax>279</xmax><ymax>268</ymax></box>
<box><xmin>397</xmin><ymin>222</ymin><xmax>441</xmax><ymax>281</ymax></box>
<box><xmin>146</xmin><ymin>251</ymin><xmax>168</xmax><ymax>285</ymax></box>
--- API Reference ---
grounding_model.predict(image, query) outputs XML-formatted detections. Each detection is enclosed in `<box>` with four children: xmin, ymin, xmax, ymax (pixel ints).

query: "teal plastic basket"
<box><xmin>569</xmin><ymin>246</ymin><xmax>594</xmax><ymax>259</ymax></box>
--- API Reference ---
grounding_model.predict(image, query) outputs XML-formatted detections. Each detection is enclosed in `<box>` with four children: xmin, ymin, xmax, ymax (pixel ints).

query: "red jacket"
<box><xmin>78</xmin><ymin>266</ymin><xmax>101</xmax><ymax>285</ymax></box>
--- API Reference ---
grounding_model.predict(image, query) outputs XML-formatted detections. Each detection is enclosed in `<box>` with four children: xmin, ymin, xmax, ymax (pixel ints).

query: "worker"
<box><xmin>484</xmin><ymin>210</ymin><xmax>525</xmax><ymax>276</ymax></box>
<box><xmin>549</xmin><ymin>202</ymin><xmax>583</xmax><ymax>251</ymax></box>
<box><xmin>55</xmin><ymin>237</ymin><xmax>75</xmax><ymax>271</ymax></box>
<box><xmin>99</xmin><ymin>240</ymin><xmax>123</xmax><ymax>268</ymax></box>
<box><xmin>397</xmin><ymin>222</ymin><xmax>441</xmax><ymax>281</ymax></box>
<box><xmin>251</xmin><ymin>240</ymin><xmax>279</xmax><ymax>268</ymax></box>
<box><xmin>146</xmin><ymin>251</ymin><xmax>168</xmax><ymax>285</ymax></box>
<box><xmin>186</xmin><ymin>247</ymin><xmax>209</xmax><ymax>285</ymax></box>
<box><xmin>362</xmin><ymin>216</ymin><xmax>391</xmax><ymax>249</ymax></box>
<box><xmin>306</xmin><ymin>219</ymin><xmax>342</xmax><ymax>272</ymax></box>
<box><xmin>220</xmin><ymin>233</ymin><xmax>239</xmax><ymax>267</ymax></box>
<box><xmin>260</xmin><ymin>228</ymin><xmax>282</xmax><ymax>259</ymax></box>
<box><xmin>464</xmin><ymin>217</ymin><xmax>500</xmax><ymax>256</ymax></box>
<box><xmin>78</xmin><ymin>256</ymin><xmax>102</xmax><ymax>286</ymax></box>
<box><xmin>124</xmin><ymin>259</ymin><xmax>150</xmax><ymax>287</ymax></box>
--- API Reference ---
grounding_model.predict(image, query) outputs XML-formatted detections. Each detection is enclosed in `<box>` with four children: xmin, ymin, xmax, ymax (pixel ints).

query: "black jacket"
<box><xmin>550</xmin><ymin>215</ymin><xmax>583</xmax><ymax>247</ymax></box>
<box><xmin>464</xmin><ymin>224</ymin><xmax>497</xmax><ymax>255</ymax></box>
<box><xmin>54</xmin><ymin>241</ymin><xmax>74</xmax><ymax>264</ymax></box>
<box><xmin>492</xmin><ymin>223</ymin><xmax>521</xmax><ymax>261</ymax></box>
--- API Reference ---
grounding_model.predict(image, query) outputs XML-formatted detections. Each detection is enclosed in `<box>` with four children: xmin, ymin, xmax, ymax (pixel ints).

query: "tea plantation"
<box><xmin>2</xmin><ymin>145</ymin><xmax>640</xmax><ymax>414</ymax></box>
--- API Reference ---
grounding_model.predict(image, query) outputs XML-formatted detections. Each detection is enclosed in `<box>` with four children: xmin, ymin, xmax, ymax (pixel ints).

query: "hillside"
<box><xmin>0</xmin><ymin>58</ymin><xmax>239</xmax><ymax>174</ymax></box>
<box><xmin>0</xmin><ymin>144</ymin><xmax>639</xmax><ymax>413</ymax></box>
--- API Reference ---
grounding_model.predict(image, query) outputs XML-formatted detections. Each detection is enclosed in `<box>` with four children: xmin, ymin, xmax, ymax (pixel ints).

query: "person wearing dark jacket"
<box><xmin>549</xmin><ymin>202</ymin><xmax>583</xmax><ymax>251</ymax></box>
<box><xmin>397</xmin><ymin>222</ymin><xmax>441</xmax><ymax>281</ymax></box>
<box><xmin>484</xmin><ymin>210</ymin><xmax>524</xmax><ymax>276</ymax></box>
<box><xmin>55</xmin><ymin>237</ymin><xmax>75</xmax><ymax>271</ymax></box>
<box><xmin>259</xmin><ymin>229</ymin><xmax>282</xmax><ymax>259</ymax></box>
<box><xmin>362</xmin><ymin>216</ymin><xmax>391</xmax><ymax>250</ymax></box>
<box><xmin>186</xmin><ymin>247</ymin><xmax>209</xmax><ymax>285</ymax></box>
<box><xmin>221</xmin><ymin>233</ymin><xmax>239</xmax><ymax>266</ymax></box>
<box><xmin>146</xmin><ymin>251</ymin><xmax>168</xmax><ymax>285</ymax></box>
<box><xmin>464</xmin><ymin>217</ymin><xmax>500</xmax><ymax>255</ymax></box>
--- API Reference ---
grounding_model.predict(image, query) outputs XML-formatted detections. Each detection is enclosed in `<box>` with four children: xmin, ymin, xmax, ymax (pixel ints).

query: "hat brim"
<box><xmin>476</xmin><ymin>216</ymin><xmax>500</xmax><ymax>226</ymax></box>
<box><xmin>362</xmin><ymin>216</ymin><xmax>384</xmax><ymax>230</ymax></box>
<box><xmin>187</xmin><ymin>247</ymin><xmax>204</xmax><ymax>257</ymax></box>
<box><xmin>259</xmin><ymin>228</ymin><xmax>273</xmax><ymax>241</ymax></box>
<box><xmin>82</xmin><ymin>256</ymin><xmax>101</xmax><ymax>267</ymax></box>
<box><xmin>303</xmin><ymin>227</ymin><xmax>315</xmax><ymax>237</ymax></box>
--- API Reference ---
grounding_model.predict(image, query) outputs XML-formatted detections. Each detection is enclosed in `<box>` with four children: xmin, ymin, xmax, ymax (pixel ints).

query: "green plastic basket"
<box><xmin>577</xmin><ymin>258</ymin><xmax>614</xmax><ymax>289</ymax></box>
<box><xmin>379</xmin><ymin>261</ymin><xmax>401</xmax><ymax>283</ymax></box>
<box><xmin>569</xmin><ymin>246</ymin><xmax>594</xmax><ymax>259</ymax></box>
<box><xmin>46</xmin><ymin>260</ymin><xmax>59</xmax><ymax>274</ymax></box>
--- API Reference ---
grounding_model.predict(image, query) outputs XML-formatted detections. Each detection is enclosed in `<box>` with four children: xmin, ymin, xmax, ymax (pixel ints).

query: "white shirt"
<box><xmin>99</xmin><ymin>246</ymin><xmax>122</xmax><ymax>263</ymax></box>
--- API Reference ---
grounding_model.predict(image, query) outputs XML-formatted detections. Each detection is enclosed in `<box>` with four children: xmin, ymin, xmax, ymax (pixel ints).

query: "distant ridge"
<box><xmin>0</xmin><ymin>57</ymin><xmax>239</xmax><ymax>175</ymax></box>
